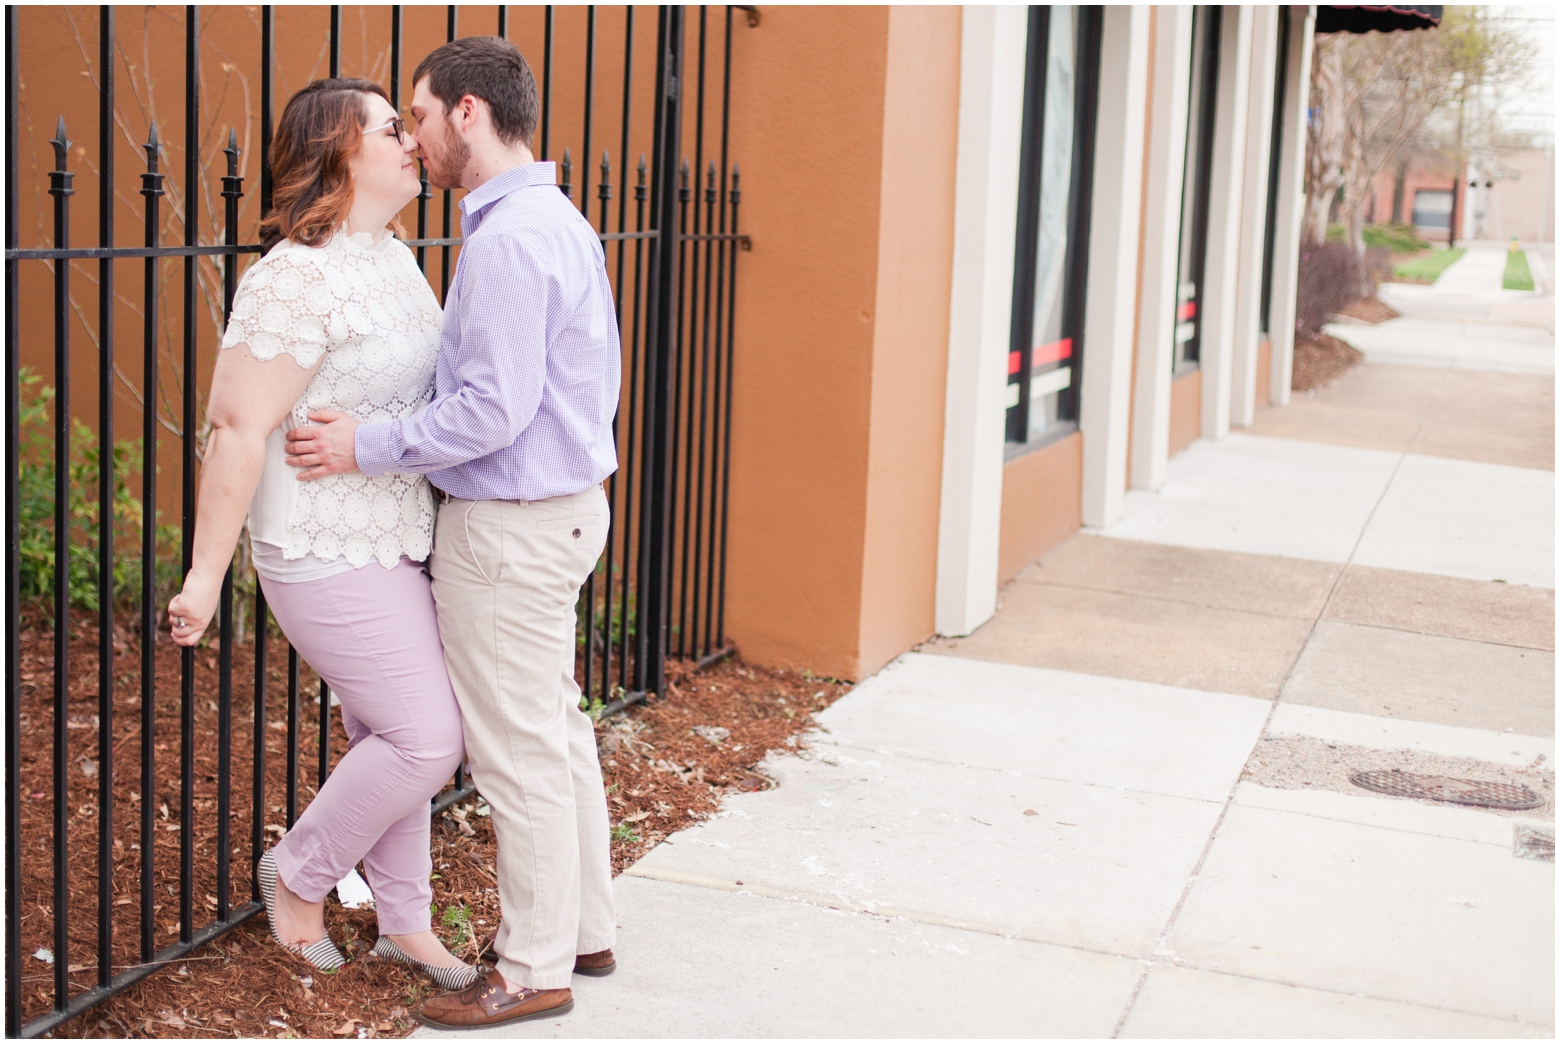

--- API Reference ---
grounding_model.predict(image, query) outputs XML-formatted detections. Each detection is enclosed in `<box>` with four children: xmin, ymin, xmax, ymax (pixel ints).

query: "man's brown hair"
<box><xmin>413</xmin><ymin>37</ymin><xmax>539</xmax><ymax>147</ymax></box>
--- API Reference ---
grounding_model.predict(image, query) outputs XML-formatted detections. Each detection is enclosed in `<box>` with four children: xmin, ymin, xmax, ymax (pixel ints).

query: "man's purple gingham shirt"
<box><xmin>354</xmin><ymin>162</ymin><xmax>621</xmax><ymax>501</ymax></box>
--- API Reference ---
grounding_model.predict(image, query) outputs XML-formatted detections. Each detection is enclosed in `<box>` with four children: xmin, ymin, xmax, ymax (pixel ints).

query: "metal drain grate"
<box><xmin>1515</xmin><ymin>826</ymin><xmax>1556</xmax><ymax>862</ymax></box>
<box><xmin>1349</xmin><ymin>769</ymin><xmax>1545</xmax><ymax>810</ymax></box>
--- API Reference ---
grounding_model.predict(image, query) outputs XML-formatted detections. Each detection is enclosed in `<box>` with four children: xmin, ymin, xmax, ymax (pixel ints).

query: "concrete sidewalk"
<box><xmin>415</xmin><ymin>318</ymin><xmax>1554</xmax><ymax>1038</ymax></box>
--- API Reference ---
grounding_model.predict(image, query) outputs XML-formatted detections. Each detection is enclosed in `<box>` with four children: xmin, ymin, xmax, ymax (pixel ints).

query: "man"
<box><xmin>284</xmin><ymin>36</ymin><xmax>620</xmax><ymax>1029</ymax></box>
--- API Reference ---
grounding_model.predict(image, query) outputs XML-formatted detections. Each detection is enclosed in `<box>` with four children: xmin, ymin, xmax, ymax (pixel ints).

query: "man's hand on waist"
<box><xmin>285</xmin><ymin>410</ymin><xmax>361</xmax><ymax>480</ymax></box>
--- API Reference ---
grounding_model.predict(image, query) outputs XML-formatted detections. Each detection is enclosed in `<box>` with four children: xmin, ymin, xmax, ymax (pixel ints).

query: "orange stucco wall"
<box><xmin>1168</xmin><ymin>367</ymin><xmax>1202</xmax><ymax>458</ymax></box>
<box><xmin>997</xmin><ymin>432</ymin><xmax>1083</xmax><ymax>585</ymax></box>
<box><xmin>718</xmin><ymin>7</ymin><xmax>885</xmax><ymax>678</ymax></box>
<box><xmin>1255</xmin><ymin>338</ymin><xmax>1272</xmax><ymax>412</ymax></box>
<box><xmin>721</xmin><ymin>6</ymin><xmax>959</xmax><ymax>680</ymax></box>
<box><xmin>857</xmin><ymin>6</ymin><xmax>961</xmax><ymax>677</ymax></box>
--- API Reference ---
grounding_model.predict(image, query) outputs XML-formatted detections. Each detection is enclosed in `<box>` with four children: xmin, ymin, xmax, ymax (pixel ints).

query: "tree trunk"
<box><xmin>1343</xmin><ymin>107</ymin><xmax>1374</xmax><ymax>298</ymax></box>
<box><xmin>1305</xmin><ymin>36</ymin><xmax>1346</xmax><ymax>243</ymax></box>
<box><xmin>1390</xmin><ymin>157</ymin><xmax>1409</xmax><ymax>225</ymax></box>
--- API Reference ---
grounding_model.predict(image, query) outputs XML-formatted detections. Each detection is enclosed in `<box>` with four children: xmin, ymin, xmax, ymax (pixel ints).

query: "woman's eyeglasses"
<box><xmin>365</xmin><ymin>117</ymin><xmax>406</xmax><ymax>145</ymax></box>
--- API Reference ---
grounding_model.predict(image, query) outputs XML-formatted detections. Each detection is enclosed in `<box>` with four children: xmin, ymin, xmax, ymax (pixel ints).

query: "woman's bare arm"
<box><xmin>167</xmin><ymin>345</ymin><xmax>320</xmax><ymax>646</ymax></box>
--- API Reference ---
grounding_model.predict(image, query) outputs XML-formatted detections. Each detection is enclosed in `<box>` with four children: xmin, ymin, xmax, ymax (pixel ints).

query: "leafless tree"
<box><xmin>1305</xmin><ymin>7</ymin><xmax>1536</xmax><ymax>293</ymax></box>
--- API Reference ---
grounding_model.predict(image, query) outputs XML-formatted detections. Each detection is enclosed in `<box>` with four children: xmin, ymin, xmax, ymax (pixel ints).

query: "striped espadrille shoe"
<box><xmin>256</xmin><ymin>848</ymin><xmax>346</xmax><ymax>971</ymax></box>
<box><xmin>371</xmin><ymin>935</ymin><xmax>480</xmax><ymax>990</ymax></box>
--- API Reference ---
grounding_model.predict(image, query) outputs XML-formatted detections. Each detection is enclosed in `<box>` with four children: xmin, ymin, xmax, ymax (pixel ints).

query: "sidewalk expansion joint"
<box><xmin>1230</xmin><ymin>799</ymin><xmax>1530</xmax><ymax>848</ymax></box>
<box><xmin>809</xmin><ymin>736</ymin><xmax>1228</xmax><ymax>805</ymax></box>
<box><xmin>1008</xmin><ymin>574</ymin><xmax>1326</xmax><ymax>623</ymax></box>
<box><xmin>1324</xmin><ymin>615</ymin><xmax>1555</xmax><ymax>653</ymax></box>
<box><xmin>622</xmin><ymin>864</ymin><xmax>1133</xmax><ymax>962</ymax></box>
<box><xmin>1115</xmin><ymin>443</ymin><xmax>1422</xmax><ymax>1038</ymax></box>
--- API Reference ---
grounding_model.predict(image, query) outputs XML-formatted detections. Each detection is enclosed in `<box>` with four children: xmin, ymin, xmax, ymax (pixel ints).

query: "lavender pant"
<box><xmin>260</xmin><ymin>559</ymin><xmax>464</xmax><ymax>935</ymax></box>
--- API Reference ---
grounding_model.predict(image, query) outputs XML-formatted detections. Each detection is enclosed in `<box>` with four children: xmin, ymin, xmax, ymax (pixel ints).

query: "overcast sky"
<box><xmin>1484</xmin><ymin>5</ymin><xmax>1555</xmax><ymax>149</ymax></box>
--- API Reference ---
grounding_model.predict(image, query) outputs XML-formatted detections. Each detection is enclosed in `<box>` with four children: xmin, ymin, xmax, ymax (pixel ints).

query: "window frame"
<box><xmin>1173</xmin><ymin>5</ymin><xmax>1222</xmax><ymax>374</ymax></box>
<box><xmin>1004</xmin><ymin>4</ymin><xmax>1104</xmax><ymax>452</ymax></box>
<box><xmin>1259</xmin><ymin>7</ymin><xmax>1292</xmax><ymax>337</ymax></box>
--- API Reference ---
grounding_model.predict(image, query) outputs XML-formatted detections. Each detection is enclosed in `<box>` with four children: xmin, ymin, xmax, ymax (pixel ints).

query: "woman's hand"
<box><xmin>168</xmin><ymin>571</ymin><xmax>222</xmax><ymax>647</ymax></box>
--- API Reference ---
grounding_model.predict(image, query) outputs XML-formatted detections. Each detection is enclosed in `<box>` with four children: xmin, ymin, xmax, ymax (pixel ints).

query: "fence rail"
<box><xmin>5</xmin><ymin>4</ymin><xmax>744</xmax><ymax>1035</ymax></box>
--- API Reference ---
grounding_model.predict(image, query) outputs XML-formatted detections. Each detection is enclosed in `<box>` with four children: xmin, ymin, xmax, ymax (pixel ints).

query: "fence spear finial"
<box><xmin>50</xmin><ymin>115</ymin><xmax>71</xmax><ymax>170</ymax></box>
<box><xmin>222</xmin><ymin>129</ymin><xmax>244</xmax><ymax>201</ymax></box>
<box><xmin>143</xmin><ymin>124</ymin><xmax>163</xmax><ymax>174</ymax></box>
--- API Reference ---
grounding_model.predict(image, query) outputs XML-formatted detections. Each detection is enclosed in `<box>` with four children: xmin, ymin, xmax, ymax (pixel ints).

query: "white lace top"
<box><xmin>221</xmin><ymin>229</ymin><xmax>442</xmax><ymax>578</ymax></box>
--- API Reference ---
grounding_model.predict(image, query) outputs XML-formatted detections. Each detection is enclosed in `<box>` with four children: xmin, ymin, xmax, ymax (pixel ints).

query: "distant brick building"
<box><xmin>1366</xmin><ymin>147</ymin><xmax>1556</xmax><ymax>246</ymax></box>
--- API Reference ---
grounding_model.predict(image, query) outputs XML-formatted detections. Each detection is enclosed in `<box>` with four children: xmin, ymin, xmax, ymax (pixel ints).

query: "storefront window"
<box><xmin>1006</xmin><ymin>5</ymin><xmax>1102</xmax><ymax>447</ymax></box>
<box><xmin>1173</xmin><ymin>6</ymin><xmax>1221</xmax><ymax>372</ymax></box>
<box><xmin>1259</xmin><ymin>8</ymin><xmax>1291</xmax><ymax>336</ymax></box>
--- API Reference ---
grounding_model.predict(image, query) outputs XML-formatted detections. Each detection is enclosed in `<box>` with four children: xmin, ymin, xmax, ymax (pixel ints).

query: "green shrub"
<box><xmin>1363</xmin><ymin>223</ymin><xmax>1430</xmax><ymax>254</ymax></box>
<box><xmin>16</xmin><ymin>368</ymin><xmax>182</xmax><ymax>613</ymax></box>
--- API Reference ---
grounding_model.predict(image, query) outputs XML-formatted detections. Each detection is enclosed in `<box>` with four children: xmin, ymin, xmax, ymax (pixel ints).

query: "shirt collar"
<box><xmin>459</xmin><ymin>161</ymin><xmax>557</xmax><ymax>224</ymax></box>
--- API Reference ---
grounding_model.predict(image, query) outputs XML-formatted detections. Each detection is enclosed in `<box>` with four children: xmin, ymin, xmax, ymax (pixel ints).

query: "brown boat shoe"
<box><xmin>574</xmin><ymin>948</ymin><xmax>616</xmax><ymax>976</ymax></box>
<box><xmin>418</xmin><ymin>966</ymin><xmax>573</xmax><ymax>1030</ymax></box>
<box><xmin>477</xmin><ymin>936</ymin><xmax>617</xmax><ymax>977</ymax></box>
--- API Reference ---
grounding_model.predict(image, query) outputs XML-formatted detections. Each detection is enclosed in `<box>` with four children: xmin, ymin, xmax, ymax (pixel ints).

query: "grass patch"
<box><xmin>1326</xmin><ymin>223</ymin><xmax>1432</xmax><ymax>254</ymax></box>
<box><xmin>1503</xmin><ymin>248</ymin><xmax>1534</xmax><ymax>291</ymax></box>
<box><xmin>1392</xmin><ymin>246</ymin><xmax>1465</xmax><ymax>284</ymax></box>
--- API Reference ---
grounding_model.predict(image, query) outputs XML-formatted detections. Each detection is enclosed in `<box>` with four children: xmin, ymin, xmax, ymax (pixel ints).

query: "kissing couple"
<box><xmin>168</xmin><ymin>35</ymin><xmax>619</xmax><ymax>1029</ymax></box>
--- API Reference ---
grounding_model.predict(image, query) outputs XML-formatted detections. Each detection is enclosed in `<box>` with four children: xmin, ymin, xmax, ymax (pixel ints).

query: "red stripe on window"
<box><xmin>1177</xmin><ymin>301</ymin><xmax>1197</xmax><ymax>322</ymax></box>
<box><xmin>1032</xmin><ymin>338</ymin><xmax>1072</xmax><ymax>367</ymax></box>
<box><xmin>1009</xmin><ymin>350</ymin><xmax>1022</xmax><ymax>376</ymax></box>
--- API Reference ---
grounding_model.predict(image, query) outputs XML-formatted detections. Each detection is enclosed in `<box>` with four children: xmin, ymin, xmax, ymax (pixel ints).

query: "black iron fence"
<box><xmin>5</xmin><ymin>4</ymin><xmax>745</xmax><ymax>1035</ymax></box>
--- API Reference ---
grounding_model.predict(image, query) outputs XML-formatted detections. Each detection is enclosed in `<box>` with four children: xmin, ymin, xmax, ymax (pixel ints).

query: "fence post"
<box><xmin>640</xmin><ymin>5</ymin><xmax>685</xmax><ymax>700</ymax></box>
<box><xmin>94</xmin><ymin>2</ymin><xmax>117</xmax><ymax>992</ymax></box>
<box><xmin>217</xmin><ymin>130</ymin><xmax>243</xmax><ymax>924</ymax></box>
<box><xmin>178</xmin><ymin>3</ymin><xmax>200</xmax><ymax>948</ymax></box>
<box><xmin>6</xmin><ymin>7</ymin><xmax>23</xmax><ymax>1036</ymax></box>
<box><xmin>138</xmin><ymin>123</ymin><xmax>164</xmax><ymax>964</ymax></box>
<box><xmin>47</xmin><ymin>114</ymin><xmax>75</xmax><ymax>1015</ymax></box>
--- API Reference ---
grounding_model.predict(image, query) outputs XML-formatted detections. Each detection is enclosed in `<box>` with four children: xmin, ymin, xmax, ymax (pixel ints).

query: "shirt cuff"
<box><xmin>354</xmin><ymin>420</ymin><xmax>400</xmax><ymax>478</ymax></box>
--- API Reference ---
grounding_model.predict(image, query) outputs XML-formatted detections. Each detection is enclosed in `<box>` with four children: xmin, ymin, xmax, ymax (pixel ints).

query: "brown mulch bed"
<box><xmin>1333</xmin><ymin>295</ymin><xmax>1400</xmax><ymax>325</ymax></box>
<box><xmin>1292</xmin><ymin>330</ymin><xmax>1365</xmax><ymax>393</ymax></box>
<box><xmin>17</xmin><ymin>608</ymin><xmax>850</xmax><ymax>1039</ymax></box>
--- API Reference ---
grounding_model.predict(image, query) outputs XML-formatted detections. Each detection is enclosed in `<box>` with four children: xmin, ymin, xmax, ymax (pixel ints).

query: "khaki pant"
<box><xmin>429</xmin><ymin>486</ymin><xmax>615</xmax><ymax>990</ymax></box>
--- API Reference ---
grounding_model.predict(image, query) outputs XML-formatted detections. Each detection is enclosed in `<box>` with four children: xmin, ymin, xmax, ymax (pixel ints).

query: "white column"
<box><xmin>935</xmin><ymin>5</ymin><xmax>1027</xmax><ymax>638</ymax></box>
<box><xmin>1198</xmin><ymin>4</ymin><xmax>1252</xmax><ymax>441</ymax></box>
<box><xmin>1130</xmin><ymin>6</ymin><xmax>1194</xmax><ymax>491</ymax></box>
<box><xmin>1230</xmin><ymin>5</ymin><xmax>1279</xmax><ymax>429</ymax></box>
<box><xmin>1268</xmin><ymin>6</ymin><xmax>1316</xmax><ymax>408</ymax></box>
<box><xmin>1080</xmin><ymin>5</ymin><xmax>1151</xmax><ymax>527</ymax></box>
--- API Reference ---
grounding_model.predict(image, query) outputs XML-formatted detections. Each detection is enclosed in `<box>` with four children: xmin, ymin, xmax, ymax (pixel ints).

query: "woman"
<box><xmin>168</xmin><ymin>78</ymin><xmax>475</xmax><ymax>988</ymax></box>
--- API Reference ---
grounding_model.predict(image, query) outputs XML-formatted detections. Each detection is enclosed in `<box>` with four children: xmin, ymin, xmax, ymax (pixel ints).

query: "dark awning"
<box><xmin>1316</xmin><ymin>5</ymin><xmax>1443</xmax><ymax>34</ymax></box>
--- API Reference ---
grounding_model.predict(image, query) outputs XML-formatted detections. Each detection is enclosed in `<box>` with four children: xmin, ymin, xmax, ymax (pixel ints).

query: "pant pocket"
<box><xmin>453</xmin><ymin>500</ymin><xmax>500</xmax><ymax>586</ymax></box>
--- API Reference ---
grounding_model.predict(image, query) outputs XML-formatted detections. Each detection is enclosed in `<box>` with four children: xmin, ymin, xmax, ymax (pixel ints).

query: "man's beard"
<box><xmin>423</xmin><ymin>120</ymin><xmax>471</xmax><ymax>189</ymax></box>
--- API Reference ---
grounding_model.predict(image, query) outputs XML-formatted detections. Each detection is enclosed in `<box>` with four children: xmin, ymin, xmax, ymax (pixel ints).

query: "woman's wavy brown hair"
<box><xmin>259</xmin><ymin>78</ymin><xmax>404</xmax><ymax>253</ymax></box>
